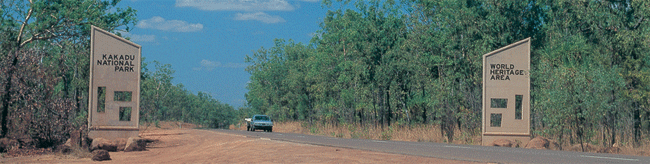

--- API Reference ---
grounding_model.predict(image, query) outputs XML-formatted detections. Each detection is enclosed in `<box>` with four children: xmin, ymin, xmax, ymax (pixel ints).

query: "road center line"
<box><xmin>580</xmin><ymin>155</ymin><xmax>638</xmax><ymax>161</ymax></box>
<box><xmin>443</xmin><ymin>145</ymin><xmax>471</xmax><ymax>149</ymax></box>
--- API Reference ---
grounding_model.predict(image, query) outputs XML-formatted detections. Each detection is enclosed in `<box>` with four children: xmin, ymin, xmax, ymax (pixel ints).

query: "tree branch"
<box><xmin>632</xmin><ymin>17</ymin><xmax>644</xmax><ymax>30</ymax></box>
<box><xmin>16</xmin><ymin>0</ymin><xmax>34</xmax><ymax>48</ymax></box>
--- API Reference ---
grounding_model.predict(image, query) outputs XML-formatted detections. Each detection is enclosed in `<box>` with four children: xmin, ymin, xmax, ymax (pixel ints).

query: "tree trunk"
<box><xmin>1</xmin><ymin>52</ymin><xmax>18</xmax><ymax>138</ymax></box>
<box><xmin>422</xmin><ymin>105</ymin><xmax>427</xmax><ymax>124</ymax></box>
<box><xmin>386</xmin><ymin>86</ymin><xmax>391</xmax><ymax>127</ymax></box>
<box><xmin>633</xmin><ymin>102</ymin><xmax>640</xmax><ymax>148</ymax></box>
<box><xmin>609</xmin><ymin>90</ymin><xmax>617</xmax><ymax>147</ymax></box>
<box><xmin>358</xmin><ymin>108</ymin><xmax>363</xmax><ymax>126</ymax></box>
<box><xmin>609</xmin><ymin>123</ymin><xmax>616</xmax><ymax>146</ymax></box>
<box><xmin>421</xmin><ymin>85</ymin><xmax>427</xmax><ymax>124</ymax></box>
<box><xmin>577</xmin><ymin>107</ymin><xmax>585</xmax><ymax>152</ymax></box>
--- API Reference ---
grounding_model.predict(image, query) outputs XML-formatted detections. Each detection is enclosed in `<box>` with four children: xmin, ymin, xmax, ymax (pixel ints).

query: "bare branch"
<box><xmin>632</xmin><ymin>17</ymin><xmax>644</xmax><ymax>30</ymax></box>
<box><xmin>20</xmin><ymin>34</ymin><xmax>60</xmax><ymax>47</ymax></box>
<box><xmin>16</xmin><ymin>0</ymin><xmax>34</xmax><ymax>48</ymax></box>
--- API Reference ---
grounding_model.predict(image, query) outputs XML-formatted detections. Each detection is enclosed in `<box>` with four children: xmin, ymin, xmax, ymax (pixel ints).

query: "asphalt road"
<box><xmin>212</xmin><ymin>129</ymin><xmax>650</xmax><ymax>164</ymax></box>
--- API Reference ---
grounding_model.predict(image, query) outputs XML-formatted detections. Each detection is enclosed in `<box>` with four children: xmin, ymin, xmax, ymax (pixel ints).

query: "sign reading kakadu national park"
<box><xmin>88</xmin><ymin>26</ymin><xmax>141</xmax><ymax>140</ymax></box>
<box><xmin>482</xmin><ymin>38</ymin><xmax>531</xmax><ymax>146</ymax></box>
<box><xmin>95</xmin><ymin>54</ymin><xmax>137</xmax><ymax>72</ymax></box>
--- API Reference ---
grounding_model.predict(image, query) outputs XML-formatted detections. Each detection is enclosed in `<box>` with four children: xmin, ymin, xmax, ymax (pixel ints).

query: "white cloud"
<box><xmin>121</xmin><ymin>32</ymin><xmax>156</xmax><ymax>42</ymax></box>
<box><xmin>308</xmin><ymin>32</ymin><xmax>321</xmax><ymax>38</ymax></box>
<box><xmin>176</xmin><ymin>0</ymin><xmax>294</xmax><ymax>11</ymax></box>
<box><xmin>234</xmin><ymin>12</ymin><xmax>285</xmax><ymax>24</ymax></box>
<box><xmin>136</xmin><ymin>16</ymin><xmax>203</xmax><ymax>32</ymax></box>
<box><xmin>195</xmin><ymin>59</ymin><xmax>249</xmax><ymax>71</ymax></box>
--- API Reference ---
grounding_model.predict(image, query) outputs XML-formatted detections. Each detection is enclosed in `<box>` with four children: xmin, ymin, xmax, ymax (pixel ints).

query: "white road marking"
<box><xmin>580</xmin><ymin>155</ymin><xmax>639</xmax><ymax>161</ymax></box>
<box><xmin>443</xmin><ymin>145</ymin><xmax>471</xmax><ymax>149</ymax></box>
<box><xmin>373</xmin><ymin>140</ymin><xmax>387</xmax><ymax>143</ymax></box>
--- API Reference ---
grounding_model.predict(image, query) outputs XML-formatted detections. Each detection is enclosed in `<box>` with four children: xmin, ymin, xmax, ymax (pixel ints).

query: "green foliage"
<box><xmin>0</xmin><ymin>0</ymin><xmax>136</xmax><ymax>148</ymax></box>
<box><xmin>246</xmin><ymin>0</ymin><xmax>650</xmax><ymax>148</ymax></box>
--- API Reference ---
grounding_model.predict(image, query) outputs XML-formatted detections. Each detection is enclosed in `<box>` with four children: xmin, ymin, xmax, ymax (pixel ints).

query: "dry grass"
<box><xmin>139</xmin><ymin>121</ymin><xmax>203</xmax><ymax>135</ymax></box>
<box><xmin>141</xmin><ymin>121</ymin><xmax>202</xmax><ymax>130</ymax></box>
<box><xmin>60</xmin><ymin>146</ymin><xmax>92</xmax><ymax>159</ymax></box>
<box><xmin>623</xmin><ymin>145</ymin><xmax>650</xmax><ymax>156</ymax></box>
<box><xmin>234</xmin><ymin>121</ymin><xmax>481</xmax><ymax>145</ymax></box>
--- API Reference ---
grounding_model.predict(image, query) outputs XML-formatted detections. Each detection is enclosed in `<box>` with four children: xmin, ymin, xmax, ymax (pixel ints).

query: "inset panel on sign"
<box><xmin>97</xmin><ymin>87</ymin><xmax>106</xmax><ymax>113</ymax></box>
<box><xmin>515</xmin><ymin>95</ymin><xmax>523</xmax><ymax>120</ymax></box>
<box><xmin>114</xmin><ymin>91</ymin><xmax>132</xmax><ymax>102</ymax></box>
<box><xmin>119</xmin><ymin>107</ymin><xmax>132</xmax><ymax>121</ymax></box>
<box><xmin>490</xmin><ymin>98</ymin><xmax>508</xmax><ymax>108</ymax></box>
<box><xmin>490</xmin><ymin>113</ymin><xmax>502</xmax><ymax>127</ymax></box>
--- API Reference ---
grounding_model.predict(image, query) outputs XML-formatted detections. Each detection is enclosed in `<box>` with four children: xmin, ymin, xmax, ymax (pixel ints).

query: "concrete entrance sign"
<box><xmin>88</xmin><ymin>26</ymin><xmax>140</xmax><ymax>140</ymax></box>
<box><xmin>482</xmin><ymin>38</ymin><xmax>531</xmax><ymax>146</ymax></box>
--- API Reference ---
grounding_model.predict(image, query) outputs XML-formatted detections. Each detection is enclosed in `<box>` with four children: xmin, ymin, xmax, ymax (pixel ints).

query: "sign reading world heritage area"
<box><xmin>88</xmin><ymin>26</ymin><xmax>141</xmax><ymax>140</ymax></box>
<box><xmin>482</xmin><ymin>38</ymin><xmax>531</xmax><ymax>146</ymax></box>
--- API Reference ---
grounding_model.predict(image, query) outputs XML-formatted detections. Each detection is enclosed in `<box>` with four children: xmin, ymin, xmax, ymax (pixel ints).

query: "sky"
<box><xmin>116</xmin><ymin>0</ymin><xmax>330</xmax><ymax>108</ymax></box>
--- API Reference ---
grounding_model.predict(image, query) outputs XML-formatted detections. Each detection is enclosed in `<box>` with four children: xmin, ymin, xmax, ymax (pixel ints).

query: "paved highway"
<box><xmin>212</xmin><ymin>129</ymin><xmax>650</xmax><ymax>163</ymax></box>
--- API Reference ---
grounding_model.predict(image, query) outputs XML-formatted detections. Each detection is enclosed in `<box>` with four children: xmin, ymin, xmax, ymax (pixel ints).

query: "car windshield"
<box><xmin>255</xmin><ymin>116</ymin><xmax>269</xmax><ymax>121</ymax></box>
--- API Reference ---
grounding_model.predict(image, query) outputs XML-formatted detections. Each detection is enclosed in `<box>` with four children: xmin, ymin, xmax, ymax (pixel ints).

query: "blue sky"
<box><xmin>117</xmin><ymin>0</ymin><xmax>329</xmax><ymax>108</ymax></box>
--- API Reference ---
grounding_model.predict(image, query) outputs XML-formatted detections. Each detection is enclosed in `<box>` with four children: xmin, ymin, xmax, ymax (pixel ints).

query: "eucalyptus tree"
<box><xmin>399</xmin><ymin>0</ymin><xmax>545</xmax><ymax>142</ymax></box>
<box><xmin>0</xmin><ymin>0</ymin><xmax>135</xmax><ymax>143</ymax></box>
<box><xmin>140</xmin><ymin>60</ymin><xmax>175</xmax><ymax>123</ymax></box>
<box><xmin>533</xmin><ymin>0</ymin><xmax>650</xmax><ymax>148</ymax></box>
<box><xmin>244</xmin><ymin>0</ymin><xmax>650</xmax><ymax>147</ymax></box>
<box><xmin>0</xmin><ymin>0</ymin><xmax>136</xmax><ymax>146</ymax></box>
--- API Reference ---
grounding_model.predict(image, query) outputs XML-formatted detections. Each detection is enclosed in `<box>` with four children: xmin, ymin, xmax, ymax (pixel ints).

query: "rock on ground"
<box><xmin>491</xmin><ymin>139</ymin><xmax>517</xmax><ymax>147</ymax></box>
<box><xmin>115</xmin><ymin>138</ymin><xmax>127</xmax><ymax>151</ymax></box>
<box><xmin>91</xmin><ymin>138</ymin><xmax>118</xmax><ymax>152</ymax></box>
<box><xmin>92</xmin><ymin>149</ymin><xmax>111</xmax><ymax>161</ymax></box>
<box><xmin>124</xmin><ymin>137</ymin><xmax>147</xmax><ymax>152</ymax></box>
<box><xmin>524</xmin><ymin>136</ymin><xmax>560</xmax><ymax>150</ymax></box>
<box><xmin>525</xmin><ymin>136</ymin><xmax>550</xmax><ymax>149</ymax></box>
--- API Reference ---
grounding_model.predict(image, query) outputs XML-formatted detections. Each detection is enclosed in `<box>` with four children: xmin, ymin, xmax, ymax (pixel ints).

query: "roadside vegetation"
<box><xmin>0</xmin><ymin>0</ymin><xmax>237</xmax><ymax>155</ymax></box>
<box><xmin>244</xmin><ymin>0</ymin><xmax>650</xmax><ymax>153</ymax></box>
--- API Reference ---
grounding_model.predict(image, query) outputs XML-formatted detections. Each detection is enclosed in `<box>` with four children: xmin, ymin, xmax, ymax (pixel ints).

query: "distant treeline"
<box><xmin>244</xmin><ymin>0</ymin><xmax>650</xmax><ymax>148</ymax></box>
<box><xmin>140</xmin><ymin>60</ymin><xmax>237</xmax><ymax>129</ymax></box>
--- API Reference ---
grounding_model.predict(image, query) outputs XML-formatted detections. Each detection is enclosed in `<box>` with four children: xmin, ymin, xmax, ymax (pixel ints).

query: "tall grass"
<box><xmin>236</xmin><ymin>121</ymin><xmax>481</xmax><ymax>145</ymax></box>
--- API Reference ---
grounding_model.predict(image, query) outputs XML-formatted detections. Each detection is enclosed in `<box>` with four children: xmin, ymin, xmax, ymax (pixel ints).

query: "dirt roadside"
<box><xmin>1</xmin><ymin>128</ymin><xmax>481</xmax><ymax>163</ymax></box>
